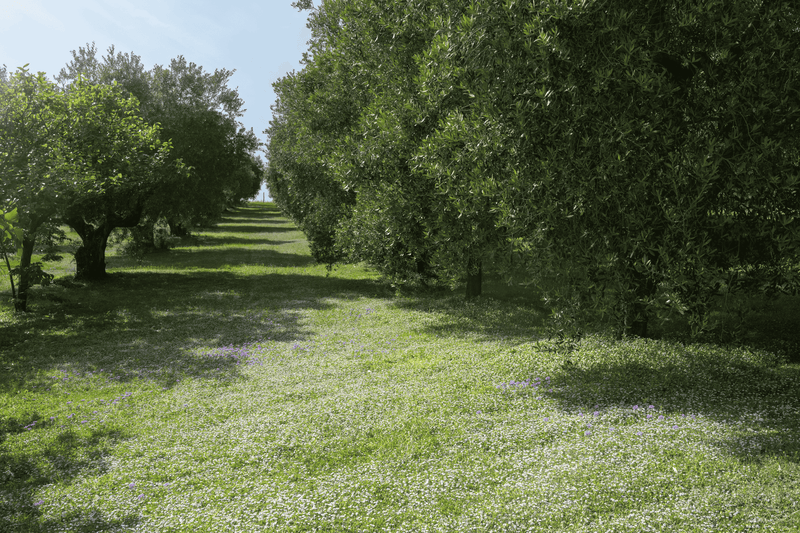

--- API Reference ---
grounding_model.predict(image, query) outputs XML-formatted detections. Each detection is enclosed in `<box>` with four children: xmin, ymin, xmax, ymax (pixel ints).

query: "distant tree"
<box><xmin>270</xmin><ymin>0</ymin><xmax>463</xmax><ymax>284</ymax></box>
<box><xmin>148</xmin><ymin>56</ymin><xmax>261</xmax><ymax>233</ymax></box>
<box><xmin>58</xmin><ymin>45</ymin><xmax>261</xmax><ymax>243</ymax></box>
<box><xmin>266</xmin><ymin>66</ymin><xmax>354</xmax><ymax>264</ymax></box>
<box><xmin>322</xmin><ymin>0</ymin><xmax>449</xmax><ymax>287</ymax></box>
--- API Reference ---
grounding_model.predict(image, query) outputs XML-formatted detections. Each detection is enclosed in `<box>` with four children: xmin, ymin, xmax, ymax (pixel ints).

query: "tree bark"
<box><xmin>466</xmin><ymin>256</ymin><xmax>483</xmax><ymax>300</ymax></box>
<box><xmin>167</xmin><ymin>218</ymin><xmax>189</xmax><ymax>237</ymax></box>
<box><xmin>626</xmin><ymin>301</ymin><xmax>649</xmax><ymax>338</ymax></box>
<box><xmin>14</xmin><ymin>233</ymin><xmax>38</xmax><ymax>312</ymax></box>
<box><xmin>624</xmin><ymin>270</ymin><xmax>656</xmax><ymax>338</ymax></box>
<box><xmin>65</xmin><ymin>202</ymin><xmax>144</xmax><ymax>281</ymax></box>
<box><xmin>72</xmin><ymin>223</ymin><xmax>113</xmax><ymax>281</ymax></box>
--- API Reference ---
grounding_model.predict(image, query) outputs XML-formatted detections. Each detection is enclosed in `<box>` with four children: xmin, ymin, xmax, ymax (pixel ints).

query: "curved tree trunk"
<box><xmin>12</xmin><ymin>214</ymin><xmax>47</xmax><ymax>312</ymax></box>
<box><xmin>65</xmin><ymin>201</ymin><xmax>144</xmax><ymax>281</ymax></box>
<box><xmin>15</xmin><ymin>234</ymin><xmax>38</xmax><ymax>312</ymax></box>
<box><xmin>73</xmin><ymin>224</ymin><xmax>113</xmax><ymax>281</ymax></box>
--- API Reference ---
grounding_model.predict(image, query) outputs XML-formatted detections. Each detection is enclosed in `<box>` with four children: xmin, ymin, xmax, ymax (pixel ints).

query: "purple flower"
<box><xmin>544</xmin><ymin>417</ymin><xmax>549</xmax><ymax>422</ymax></box>
<box><xmin>593</xmin><ymin>411</ymin><xmax>600</xmax><ymax>417</ymax></box>
<box><xmin>672</xmin><ymin>425</ymin><xmax>679</xmax><ymax>429</ymax></box>
<box><xmin>647</xmin><ymin>414</ymin><xmax>653</xmax><ymax>419</ymax></box>
<box><xmin>648</xmin><ymin>405</ymin><xmax>655</xmax><ymax>410</ymax></box>
<box><xmin>34</xmin><ymin>500</ymin><xmax>44</xmax><ymax>506</ymax></box>
<box><xmin>138</xmin><ymin>494</ymin><xmax>145</xmax><ymax>500</ymax></box>
<box><xmin>636</xmin><ymin>431</ymin><xmax>643</xmax><ymax>436</ymax></box>
<box><xmin>658</xmin><ymin>415</ymin><xmax>664</xmax><ymax>420</ymax></box>
<box><xmin>633</xmin><ymin>405</ymin><xmax>639</xmax><ymax>411</ymax></box>
<box><xmin>584</xmin><ymin>430</ymin><xmax>592</xmax><ymax>436</ymax></box>
<box><xmin>128</xmin><ymin>482</ymin><xmax>135</xmax><ymax>489</ymax></box>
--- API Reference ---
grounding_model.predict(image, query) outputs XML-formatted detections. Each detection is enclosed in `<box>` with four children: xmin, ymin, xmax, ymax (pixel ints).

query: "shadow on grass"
<box><xmin>389</xmin><ymin>279</ymin><xmax>548</xmax><ymax>345</ymax></box>
<box><xmin>0</xmin><ymin>425</ymin><xmax>139</xmax><ymax>531</ymax></box>
<box><xmin>528</xmin><ymin>336</ymin><xmax>800</xmax><ymax>466</ymax></box>
<box><xmin>234</xmin><ymin>203</ymin><xmax>289</xmax><ymax>219</ymax></box>
<box><xmin>108</xmin><ymin>248</ymin><xmax>316</xmax><ymax>269</ymax></box>
<box><xmin>390</xmin><ymin>279</ymin><xmax>800</xmax><ymax>466</ymax></box>
<box><xmin>203</xmin><ymin>224</ymin><xmax>297</xmax><ymax>234</ymax></box>
<box><xmin>187</xmin><ymin>236</ymin><xmax>296</xmax><ymax>247</ymax></box>
<box><xmin>0</xmin><ymin>270</ymin><xmax>386</xmax><ymax>395</ymax></box>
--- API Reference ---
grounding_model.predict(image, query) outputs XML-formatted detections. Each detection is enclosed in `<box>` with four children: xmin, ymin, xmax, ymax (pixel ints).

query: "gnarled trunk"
<box><xmin>73</xmin><ymin>224</ymin><xmax>113</xmax><ymax>281</ymax></box>
<box><xmin>66</xmin><ymin>206</ymin><xmax>143</xmax><ymax>281</ymax></box>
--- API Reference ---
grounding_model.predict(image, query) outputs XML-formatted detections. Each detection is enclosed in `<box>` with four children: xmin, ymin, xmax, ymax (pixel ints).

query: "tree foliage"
<box><xmin>58</xmin><ymin>44</ymin><xmax>263</xmax><ymax>241</ymax></box>
<box><xmin>271</xmin><ymin>0</ymin><xmax>800</xmax><ymax>337</ymax></box>
<box><xmin>1</xmin><ymin>68</ymin><xmax>70</xmax><ymax>310</ymax></box>
<box><xmin>57</xmin><ymin>78</ymin><xmax>180</xmax><ymax>280</ymax></box>
<box><xmin>0</xmin><ymin>66</ymin><xmax>178</xmax><ymax>304</ymax></box>
<box><xmin>419</xmin><ymin>0</ymin><xmax>800</xmax><ymax>336</ymax></box>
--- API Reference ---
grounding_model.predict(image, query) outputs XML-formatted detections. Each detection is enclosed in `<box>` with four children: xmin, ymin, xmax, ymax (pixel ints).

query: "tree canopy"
<box><xmin>2</xmin><ymin>45</ymin><xmax>263</xmax><ymax>310</ymax></box>
<box><xmin>58</xmin><ymin>44</ymin><xmax>263</xmax><ymax>238</ymax></box>
<box><xmin>0</xmin><ymin>66</ymin><xmax>179</xmax><ymax>306</ymax></box>
<box><xmin>268</xmin><ymin>0</ymin><xmax>800</xmax><ymax>337</ymax></box>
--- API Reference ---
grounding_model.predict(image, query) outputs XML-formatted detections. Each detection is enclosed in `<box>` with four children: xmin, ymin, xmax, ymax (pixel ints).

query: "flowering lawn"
<box><xmin>1</xmin><ymin>203</ymin><xmax>799</xmax><ymax>532</ymax></box>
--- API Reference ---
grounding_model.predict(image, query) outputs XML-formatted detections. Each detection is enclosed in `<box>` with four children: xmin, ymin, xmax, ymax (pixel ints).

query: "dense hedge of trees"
<box><xmin>1</xmin><ymin>45</ymin><xmax>263</xmax><ymax>311</ymax></box>
<box><xmin>266</xmin><ymin>0</ymin><xmax>800</xmax><ymax>337</ymax></box>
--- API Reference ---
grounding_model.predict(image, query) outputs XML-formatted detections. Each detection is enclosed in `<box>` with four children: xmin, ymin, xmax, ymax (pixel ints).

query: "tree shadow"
<box><xmin>233</xmin><ymin>204</ymin><xmax>289</xmax><ymax>219</ymax></box>
<box><xmin>0</xmin><ymin>424</ymin><xmax>140</xmax><ymax>531</ymax></box>
<box><xmin>188</xmin><ymin>235</ymin><xmax>295</xmax><ymax>247</ymax></box>
<box><xmin>108</xmin><ymin>247</ymin><xmax>316</xmax><ymax>269</ymax></box>
<box><xmin>388</xmin><ymin>279</ymin><xmax>800</xmax><ymax>466</ymax></box>
<box><xmin>203</xmin><ymin>224</ymin><xmax>296</xmax><ymax>234</ymax></box>
<box><xmin>654</xmin><ymin>293</ymin><xmax>800</xmax><ymax>364</ymax></box>
<box><xmin>0</xmin><ymin>203</ymin><xmax>386</xmax><ymax>529</ymax></box>
<box><xmin>389</xmin><ymin>279</ymin><xmax>548</xmax><ymax>345</ymax></box>
<box><xmin>522</xmin><ymin>335</ymin><xmax>800</xmax><ymax>465</ymax></box>
<box><xmin>0</xmin><ymin>270</ymin><xmax>385</xmax><ymax>395</ymax></box>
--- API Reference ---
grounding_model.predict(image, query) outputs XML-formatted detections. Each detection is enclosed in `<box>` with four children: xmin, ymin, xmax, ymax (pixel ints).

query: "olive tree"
<box><xmin>57</xmin><ymin>79</ymin><xmax>180</xmax><ymax>280</ymax></box>
<box><xmin>0</xmin><ymin>68</ymin><xmax>69</xmax><ymax>310</ymax></box>
<box><xmin>416</xmin><ymin>0</ymin><xmax>800</xmax><ymax>336</ymax></box>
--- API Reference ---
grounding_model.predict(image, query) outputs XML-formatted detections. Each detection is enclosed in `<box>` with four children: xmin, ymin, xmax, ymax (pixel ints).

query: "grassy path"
<box><xmin>1</xmin><ymin>203</ymin><xmax>800</xmax><ymax>532</ymax></box>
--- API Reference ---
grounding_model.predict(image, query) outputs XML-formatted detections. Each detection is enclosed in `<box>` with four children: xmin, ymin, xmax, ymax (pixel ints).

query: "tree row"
<box><xmin>1</xmin><ymin>44</ymin><xmax>263</xmax><ymax>311</ymax></box>
<box><xmin>266</xmin><ymin>0</ymin><xmax>800</xmax><ymax>337</ymax></box>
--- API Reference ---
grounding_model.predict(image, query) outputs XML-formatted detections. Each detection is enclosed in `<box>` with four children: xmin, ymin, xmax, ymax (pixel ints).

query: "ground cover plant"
<box><xmin>1</xmin><ymin>203</ymin><xmax>799</xmax><ymax>532</ymax></box>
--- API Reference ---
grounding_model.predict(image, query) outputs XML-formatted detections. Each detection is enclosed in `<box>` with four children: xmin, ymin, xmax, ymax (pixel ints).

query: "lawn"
<box><xmin>1</xmin><ymin>203</ymin><xmax>799</xmax><ymax>532</ymax></box>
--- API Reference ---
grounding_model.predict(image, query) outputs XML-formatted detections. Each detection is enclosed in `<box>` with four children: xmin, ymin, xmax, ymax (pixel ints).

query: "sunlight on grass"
<box><xmin>1</xmin><ymin>203</ymin><xmax>799</xmax><ymax>532</ymax></box>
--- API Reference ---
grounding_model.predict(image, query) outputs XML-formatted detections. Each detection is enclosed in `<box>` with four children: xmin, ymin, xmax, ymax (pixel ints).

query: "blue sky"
<box><xmin>0</xmin><ymin>0</ymin><xmax>316</xmax><ymax>200</ymax></box>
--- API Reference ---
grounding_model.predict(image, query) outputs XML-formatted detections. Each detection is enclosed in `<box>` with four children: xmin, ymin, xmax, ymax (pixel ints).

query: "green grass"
<box><xmin>1</xmin><ymin>202</ymin><xmax>799</xmax><ymax>532</ymax></box>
